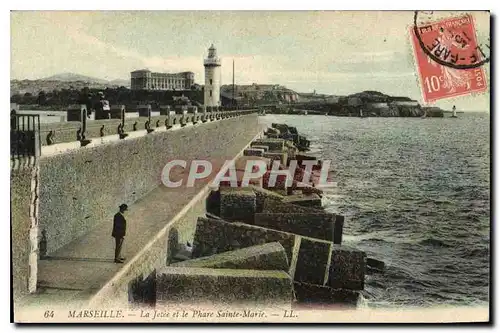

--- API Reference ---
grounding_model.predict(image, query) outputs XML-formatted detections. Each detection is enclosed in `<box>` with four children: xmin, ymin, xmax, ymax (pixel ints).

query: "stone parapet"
<box><xmin>38</xmin><ymin>110</ymin><xmax>257</xmax><ymax>147</ymax></box>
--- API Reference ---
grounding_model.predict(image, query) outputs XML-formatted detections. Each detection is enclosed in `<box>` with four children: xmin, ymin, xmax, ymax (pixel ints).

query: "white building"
<box><xmin>203</xmin><ymin>44</ymin><xmax>221</xmax><ymax>108</ymax></box>
<box><xmin>130</xmin><ymin>69</ymin><xmax>194</xmax><ymax>91</ymax></box>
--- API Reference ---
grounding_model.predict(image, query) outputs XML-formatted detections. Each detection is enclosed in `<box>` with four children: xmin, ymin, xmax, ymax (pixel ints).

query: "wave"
<box><xmin>418</xmin><ymin>238</ymin><xmax>453</xmax><ymax>248</ymax></box>
<box><xmin>460</xmin><ymin>247</ymin><xmax>490</xmax><ymax>259</ymax></box>
<box><xmin>260</xmin><ymin>114</ymin><xmax>490</xmax><ymax>306</ymax></box>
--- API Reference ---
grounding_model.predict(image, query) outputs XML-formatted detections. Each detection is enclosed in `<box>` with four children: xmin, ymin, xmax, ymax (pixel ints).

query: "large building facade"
<box><xmin>204</xmin><ymin>44</ymin><xmax>221</xmax><ymax>108</ymax></box>
<box><xmin>130</xmin><ymin>70</ymin><xmax>195</xmax><ymax>91</ymax></box>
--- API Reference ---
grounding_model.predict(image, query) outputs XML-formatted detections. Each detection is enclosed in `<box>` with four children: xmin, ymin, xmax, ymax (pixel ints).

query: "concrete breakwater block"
<box><xmin>193</xmin><ymin>217</ymin><xmax>297</xmax><ymax>264</ymax></box>
<box><xmin>292</xmin><ymin>236</ymin><xmax>333</xmax><ymax>285</ymax></box>
<box><xmin>220</xmin><ymin>187</ymin><xmax>256</xmax><ymax>223</ymax></box>
<box><xmin>261</xmin><ymin>170</ymin><xmax>298</xmax><ymax>193</ymax></box>
<box><xmin>328</xmin><ymin>245</ymin><xmax>366</xmax><ymax>291</ymax></box>
<box><xmin>287</xmin><ymin>126</ymin><xmax>298</xmax><ymax>135</ymax></box>
<box><xmin>262</xmin><ymin>198</ymin><xmax>324</xmax><ymax>214</ymax></box>
<box><xmin>293</xmin><ymin>282</ymin><xmax>360</xmax><ymax>308</ymax></box>
<box><xmin>294</xmin><ymin>236</ymin><xmax>332</xmax><ymax>285</ymax></box>
<box><xmin>293</xmin><ymin>167</ymin><xmax>319</xmax><ymax>185</ymax></box>
<box><xmin>253</xmin><ymin>213</ymin><xmax>338</xmax><ymax>243</ymax></box>
<box><xmin>297</xmin><ymin>135</ymin><xmax>310</xmax><ymax>146</ymax></box>
<box><xmin>250</xmin><ymin>186</ymin><xmax>284</xmax><ymax>213</ymax></box>
<box><xmin>251</xmin><ymin>145</ymin><xmax>269</xmax><ymax>152</ymax></box>
<box><xmin>156</xmin><ymin>267</ymin><xmax>293</xmax><ymax>306</ymax></box>
<box><xmin>299</xmin><ymin>183</ymin><xmax>324</xmax><ymax>197</ymax></box>
<box><xmin>293</xmin><ymin>167</ymin><xmax>307</xmax><ymax>181</ymax></box>
<box><xmin>219</xmin><ymin>170</ymin><xmax>263</xmax><ymax>188</ymax></box>
<box><xmin>284</xmin><ymin>139</ymin><xmax>296</xmax><ymax>147</ymax></box>
<box><xmin>283</xmin><ymin>193</ymin><xmax>322</xmax><ymax>207</ymax></box>
<box><xmin>251</xmin><ymin>139</ymin><xmax>285</xmax><ymax>152</ymax></box>
<box><xmin>271</xmin><ymin>123</ymin><xmax>291</xmax><ymax>133</ymax></box>
<box><xmin>285</xmin><ymin>147</ymin><xmax>298</xmax><ymax>160</ymax></box>
<box><xmin>235</xmin><ymin>156</ymin><xmax>271</xmax><ymax>171</ymax></box>
<box><xmin>263</xmin><ymin>152</ymin><xmax>288</xmax><ymax>167</ymax></box>
<box><xmin>366</xmin><ymin>257</ymin><xmax>385</xmax><ymax>272</ymax></box>
<box><xmin>296</xmin><ymin>154</ymin><xmax>317</xmax><ymax>162</ymax></box>
<box><xmin>172</xmin><ymin>242</ymin><xmax>289</xmax><ymax>271</ymax></box>
<box><xmin>243</xmin><ymin>148</ymin><xmax>264</xmax><ymax>157</ymax></box>
<box><xmin>265</xmin><ymin>127</ymin><xmax>280</xmax><ymax>136</ymax></box>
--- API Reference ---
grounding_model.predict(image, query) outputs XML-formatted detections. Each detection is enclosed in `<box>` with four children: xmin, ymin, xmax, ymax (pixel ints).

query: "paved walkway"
<box><xmin>29</xmin><ymin>180</ymin><xmax>206</xmax><ymax>306</ymax></box>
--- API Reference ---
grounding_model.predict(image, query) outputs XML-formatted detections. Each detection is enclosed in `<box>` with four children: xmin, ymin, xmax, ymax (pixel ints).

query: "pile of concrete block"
<box><xmin>155</xmin><ymin>197</ymin><xmax>366</xmax><ymax>307</ymax></box>
<box><xmin>149</xmin><ymin>123</ymin><xmax>367</xmax><ymax>310</ymax></box>
<box><xmin>240</xmin><ymin>130</ymin><xmax>324</xmax><ymax>201</ymax></box>
<box><xmin>181</xmin><ymin>215</ymin><xmax>365</xmax><ymax>308</ymax></box>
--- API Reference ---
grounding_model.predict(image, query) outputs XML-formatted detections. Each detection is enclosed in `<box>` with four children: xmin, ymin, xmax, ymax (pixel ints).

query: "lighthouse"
<box><xmin>204</xmin><ymin>44</ymin><xmax>221</xmax><ymax>109</ymax></box>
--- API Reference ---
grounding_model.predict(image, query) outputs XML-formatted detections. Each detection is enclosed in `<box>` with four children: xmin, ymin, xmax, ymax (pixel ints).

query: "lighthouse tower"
<box><xmin>204</xmin><ymin>44</ymin><xmax>221</xmax><ymax>109</ymax></box>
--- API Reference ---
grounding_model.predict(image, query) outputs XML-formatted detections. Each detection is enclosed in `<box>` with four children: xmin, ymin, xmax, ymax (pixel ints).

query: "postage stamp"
<box><xmin>409</xmin><ymin>11</ymin><xmax>489</xmax><ymax>103</ymax></box>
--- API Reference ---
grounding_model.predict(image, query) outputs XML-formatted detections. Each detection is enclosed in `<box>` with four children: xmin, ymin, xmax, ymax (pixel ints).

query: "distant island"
<box><xmin>10</xmin><ymin>72</ymin><xmax>445</xmax><ymax>117</ymax></box>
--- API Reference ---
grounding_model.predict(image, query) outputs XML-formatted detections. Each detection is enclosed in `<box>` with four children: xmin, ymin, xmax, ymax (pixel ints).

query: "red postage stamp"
<box><xmin>410</xmin><ymin>13</ymin><xmax>488</xmax><ymax>103</ymax></box>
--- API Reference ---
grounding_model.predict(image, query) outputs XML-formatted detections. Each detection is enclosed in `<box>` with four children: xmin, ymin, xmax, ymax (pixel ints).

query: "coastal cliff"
<box><xmin>335</xmin><ymin>91</ymin><xmax>443</xmax><ymax>117</ymax></box>
<box><xmin>264</xmin><ymin>91</ymin><xmax>445</xmax><ymax>118</ymax></box>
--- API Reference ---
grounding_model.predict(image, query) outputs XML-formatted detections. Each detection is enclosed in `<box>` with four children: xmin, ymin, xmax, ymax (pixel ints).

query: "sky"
<box><xmin>10</xmin><ymin>10</ymin><xmax>490</xmax><ymax>111</ymax></box>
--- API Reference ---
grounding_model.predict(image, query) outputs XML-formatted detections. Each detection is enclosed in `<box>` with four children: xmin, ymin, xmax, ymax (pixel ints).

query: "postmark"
<box><xmin>410</xmin><ymin>11</ymin><xmax>489</xmax><ymax>103</ymax></box>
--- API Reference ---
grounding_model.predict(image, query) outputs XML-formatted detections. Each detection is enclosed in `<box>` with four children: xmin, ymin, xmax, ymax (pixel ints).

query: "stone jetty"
<box><xmin>141</xmin><ymin>123</ymin><xmax>369</xmax><ymax>310</ymax></box>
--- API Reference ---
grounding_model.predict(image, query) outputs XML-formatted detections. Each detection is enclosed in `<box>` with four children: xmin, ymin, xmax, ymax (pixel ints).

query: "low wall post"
<box><xmin>79</xmin><ymin>106</ymin><xmax>91</xmax><ymax>147</ymax></box>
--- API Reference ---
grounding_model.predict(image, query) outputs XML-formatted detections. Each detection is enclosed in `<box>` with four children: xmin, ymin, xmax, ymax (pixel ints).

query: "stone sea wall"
<box><xmin>11</xmin><ymin>166</ymin><xmax>33</xmax><ymax>301</ymax></box>
<box><xmin>38</xmin><ymin>113</ymin><xmax>260</xmax><ymax>254</ymax></box>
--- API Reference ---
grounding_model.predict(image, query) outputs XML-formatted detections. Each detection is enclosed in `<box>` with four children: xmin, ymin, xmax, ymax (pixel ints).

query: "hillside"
<box><xmin>42</xmin><ymin>72</ymin><xmax>109</xmax><ymax>84</ymax></box>
<box><xmin>220</xmin><ymin>84</ymin><xmax>340</xmax><ymax>105</ymax></box>
<box><xmin>11</xmin><ymin>72</ymin><xmax>131</xmax><ymax>96</ymax></box>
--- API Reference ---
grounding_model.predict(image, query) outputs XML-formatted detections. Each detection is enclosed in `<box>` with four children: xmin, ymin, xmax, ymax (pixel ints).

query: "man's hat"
<box><xmin>119</xmin><ymin>204</ymin><xmax>128</xmax><ymax>211</ymax></box>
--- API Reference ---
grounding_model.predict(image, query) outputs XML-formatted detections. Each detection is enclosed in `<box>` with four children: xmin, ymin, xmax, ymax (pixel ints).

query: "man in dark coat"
<box><xmin>112</xmin><ymin>204</ymin><xmax>128</xmax><ymax>263</ymax></box>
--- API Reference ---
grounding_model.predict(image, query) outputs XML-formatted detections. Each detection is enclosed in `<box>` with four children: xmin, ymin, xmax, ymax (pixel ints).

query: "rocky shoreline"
<box><xmin>262</xmin><ymin>91</ymin><xmax>445</xmax><ymax>117</ymax></box>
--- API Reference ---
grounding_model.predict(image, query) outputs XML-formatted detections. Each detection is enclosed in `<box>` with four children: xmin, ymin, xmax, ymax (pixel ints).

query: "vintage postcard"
<box><xmin>10</xmin><ymin>10</ymin><xmax>490</xmax><ymax>324</ymax></box>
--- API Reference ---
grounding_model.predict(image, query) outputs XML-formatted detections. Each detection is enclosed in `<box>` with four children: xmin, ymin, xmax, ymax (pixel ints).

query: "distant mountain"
<box><xmin>108</xmin><ymin>79</ymin><xmax>130</xmax><ymax>87</ymax></box>
<box><xmin>42</xmin><ymin>72</ymin><xmax>109</xmax><ymax>84</ymax></box>
<box><xmin>11</xmin><ymin>73</ymin><xmax>130</xmax><ymax>96</ymax></box>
